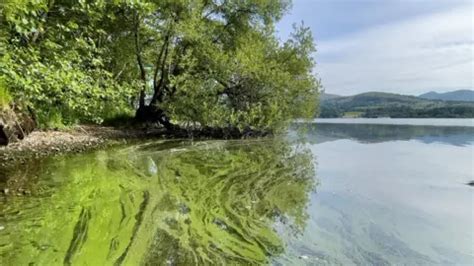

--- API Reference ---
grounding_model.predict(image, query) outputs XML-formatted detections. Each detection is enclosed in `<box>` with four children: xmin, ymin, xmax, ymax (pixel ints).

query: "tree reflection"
<box><xmin>294</xmin><ymin>123</ymin><xmax>474</xmax><ymax>146</ymax></box>
<box><xmin>0</xmin><ymin>139</ymin><xmax>316</xmax><ymax>265</ymax></box>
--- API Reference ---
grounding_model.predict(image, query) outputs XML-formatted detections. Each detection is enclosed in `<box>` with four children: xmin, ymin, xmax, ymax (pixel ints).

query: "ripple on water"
<box><xmin>0</xmin><ymin>139</ymin><xmax>316</xmax><ymax>265</ymax></box>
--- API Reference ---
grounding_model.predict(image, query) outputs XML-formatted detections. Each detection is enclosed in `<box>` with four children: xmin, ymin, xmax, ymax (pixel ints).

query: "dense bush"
<box><xmin>1</xmin><ymin>0</ymin><xmax>320</xmax><ymax>131</ymax></box>
<box><xmin>1</xmin><ymin>1</ymin><xmax>136</xmax><ymax>126</ymax></box>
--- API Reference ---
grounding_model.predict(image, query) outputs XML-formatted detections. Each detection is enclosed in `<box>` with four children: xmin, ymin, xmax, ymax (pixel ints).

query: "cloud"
<box><xmin>316</xmin><ymin>4</ymin><xmax>473</xmax><ymax>95</ymax></box>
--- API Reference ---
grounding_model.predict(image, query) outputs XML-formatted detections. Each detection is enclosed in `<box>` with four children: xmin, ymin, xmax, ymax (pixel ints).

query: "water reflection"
<box><xmin>0</xmin><ymin>139</ymin><xmax>316</xmax><ymax>265</ymax></box>
<box><xmin>295</xmin><ymin>122</ymin><xmax>474</xmax><ymax>146</ymax></box>
<box><xmin>282</xmin><ymin>122</ymin><xmax>474</xmax><ymax>265</ymax></box>
<box><xmin>2</xmin><ymin>122</ymin><xmax>472</xmax><ymax>265</ymax></box>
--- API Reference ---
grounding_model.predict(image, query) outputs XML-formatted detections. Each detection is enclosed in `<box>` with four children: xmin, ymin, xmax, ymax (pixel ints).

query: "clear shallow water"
<box><xmin>0</xmin><ymin>121</ymin><xmax>473</xmax><ymax>265</ymax></box>
<box><xmin>0</xmin><ymin>140</ymin><xmax>315</xmax><ymax>265</ymax></box>
<box><xmin>287</xmin><ymin>122</ymin><xmax>474</xmax><ymax>265</ymax></box>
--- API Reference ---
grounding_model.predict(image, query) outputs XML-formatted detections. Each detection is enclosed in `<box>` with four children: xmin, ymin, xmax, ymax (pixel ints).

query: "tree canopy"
<box><xmin>1</xmin><ymin>0</ymin><xmax>320</xmax><ymax>132</ymax></box>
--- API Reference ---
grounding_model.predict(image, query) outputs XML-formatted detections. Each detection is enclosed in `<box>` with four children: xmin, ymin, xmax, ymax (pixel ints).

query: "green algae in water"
<box><xmin>0</xmin><ymin>139</ymin><xmax>316</xmax><ymax>265</ymax></box>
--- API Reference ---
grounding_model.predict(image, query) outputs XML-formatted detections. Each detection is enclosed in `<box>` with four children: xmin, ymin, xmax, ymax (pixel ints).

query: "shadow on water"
<box><xmin>0</xmin><ymin>139</ymin><xmax>316</xmax><ymax>265</ymax></box>
<box><xmin>293</xmin><ymin>122</ymin><xmax>474</xmax><ymax>146</ymax></box>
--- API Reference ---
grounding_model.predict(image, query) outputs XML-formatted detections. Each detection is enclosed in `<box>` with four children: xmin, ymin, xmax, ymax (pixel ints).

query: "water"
<box><xmin>0</xmin><ymin>119</ymin><xmax>473</xmax><ymax>265</ymax></box>
<box><xmin>287</xmin><ymin>121</ymin><xmax>474</xmax><ymax>265</ymax></box>
<box><xmin>313</xmin><ymin>118</ymin><xmax>474</xmax><ymax>127</ymax></box>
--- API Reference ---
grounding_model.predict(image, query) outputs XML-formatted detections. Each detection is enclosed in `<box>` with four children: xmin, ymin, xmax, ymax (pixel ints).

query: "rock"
<box><xmin>178</xmin><ymin>203</ymin><xmax>190</xmax><ymax>214</ymax></box>
<box><xmin>467</xmin><ymin>181</ymin><xmax>474</xmax><ymax>186</ymax></box>
<box><xmin>17</xmin><ymin>111</ymin><xmax>36</xmax><ymax>137</ymax></box>
<box><xmin>0</xmin><ymin>107</ymin><xmax>36</xmax><ymax>146</ymax></box>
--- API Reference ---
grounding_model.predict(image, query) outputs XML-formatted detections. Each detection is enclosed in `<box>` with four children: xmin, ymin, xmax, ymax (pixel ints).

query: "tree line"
<box><xmin>319</xmin><ymin>105</ymin><xmax>474</xmax><ymax>118</ymax></box>
<box><xmin>0</xmin><ymin>0</ymin><xmax>320</xmax><ymax>133</ymax></box>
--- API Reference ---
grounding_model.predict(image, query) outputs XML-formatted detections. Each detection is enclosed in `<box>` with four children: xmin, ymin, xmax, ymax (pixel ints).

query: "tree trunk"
<box><xmin>0</xmin><ymin>108</ymin><xmax>36</xmax><ymax>146</ymax></box>
<box><xmin>133</xmin><ymin>13</ymin><xmax>147</xmax><ymax>110</ymax></box>
<box><xmin>0</xmin><ymin>125</ymin><xmax>8</xmax><ymax>146</ymax></box>
<box><xmin>134</xmin><ymin>105</ymin><xmax>176</xmax><ymax>130</ymax></box>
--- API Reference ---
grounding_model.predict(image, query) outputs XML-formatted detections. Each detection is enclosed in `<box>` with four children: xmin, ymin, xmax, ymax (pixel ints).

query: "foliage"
<box><xmin>0</xmin><ymin>78</ymin><xmax>12</xmax><ymax>108</ymax></box>
<box><xmin>1</xmin><ymin>0</ymin><xmax>137</xmax><ymax>125</ymax></box>
<box><xmin>1</xmin><ymin>0</ymin><xmax>320</xmax><ymax>131</ymax></box>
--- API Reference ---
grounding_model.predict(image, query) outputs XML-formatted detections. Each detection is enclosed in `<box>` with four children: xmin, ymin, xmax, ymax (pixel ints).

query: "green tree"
<box><xmin>1</xmin><ymin>0</ymin><xmax>320</xmax><ymax>132</ymax></box>
<box><xmin>128</xmin><ymin>0</ymin><xmax>320</xmax><ymax>131</ymax></box>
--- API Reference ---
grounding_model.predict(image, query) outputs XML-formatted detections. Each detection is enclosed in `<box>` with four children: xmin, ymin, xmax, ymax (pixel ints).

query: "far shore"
<box><xmin>312</xmin><ymin>118</ymin><xmax>474</xmax><ymax>127</ymax></box>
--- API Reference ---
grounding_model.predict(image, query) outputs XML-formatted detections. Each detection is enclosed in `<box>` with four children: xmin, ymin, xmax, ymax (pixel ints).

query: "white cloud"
<box><xmin>316</xmin><ymin>4</ymin><xmax>474</xmax><ymax>95</ymax></box>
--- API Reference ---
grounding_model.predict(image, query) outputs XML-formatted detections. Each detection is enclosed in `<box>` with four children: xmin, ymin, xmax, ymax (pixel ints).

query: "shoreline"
<box><xmin>0</xmin><ymin>124</ymin><xmax>269</xmax><ymax>195</ymax></box>
<box><xmin>0</xmin><ymin>125</ymin><xmax>169</xmax><ymax>170</ymax></box>
<box><xmin>0</xmin><ymin>124</ymin><xmax>269</xmax><ymax>170</ymax></box>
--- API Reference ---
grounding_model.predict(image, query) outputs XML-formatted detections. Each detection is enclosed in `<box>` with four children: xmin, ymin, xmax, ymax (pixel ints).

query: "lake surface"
<box><xmin>314</xmin><ymin>118</ymin><xmax>474</xmax><ymax>127</ymax></box>
<box><xmin>1</xmin><ymin>119</ymin><xmax>473</xmax><ymax>265</ymax></box>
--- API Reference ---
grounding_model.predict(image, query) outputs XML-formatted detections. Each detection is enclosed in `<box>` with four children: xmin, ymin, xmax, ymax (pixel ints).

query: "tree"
<box><xmin>1</xmin><ymin>0</ymin><xmax>320</xmax><ymax>133</ymax></box>
<box><xmin>127</xmin><ymin>0</ymin><xmax>320</xmax><ymax>132</ymax></box>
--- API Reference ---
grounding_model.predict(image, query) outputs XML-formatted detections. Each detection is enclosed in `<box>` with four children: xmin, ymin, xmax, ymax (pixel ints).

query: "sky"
<box><xmin>277</xmin><ymin>0</ymin><xmax>474</xmax><ymax>96</ymax></box>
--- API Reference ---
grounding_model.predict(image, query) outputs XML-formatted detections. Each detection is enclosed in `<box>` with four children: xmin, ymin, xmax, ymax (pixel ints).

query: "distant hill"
<box><xmin>418</xmin><ymin>90</ymin><xmax>474</xmax><ymax>102</ymax></box>
<box><xmin>319</xmin><ymin>91</ymin><xmax>474</xmax><ymax>118</ymax></box>
<box><xmin>320</xmin><ymin>92</ymin><xmax>341</xmax><ymax>101</ymax></box>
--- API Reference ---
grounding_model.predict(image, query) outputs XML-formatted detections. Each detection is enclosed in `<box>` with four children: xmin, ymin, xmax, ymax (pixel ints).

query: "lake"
<box><xmin>0</xmin><ymin>119</ymin><xmax>473</xmax><ymax>265</ymax></box>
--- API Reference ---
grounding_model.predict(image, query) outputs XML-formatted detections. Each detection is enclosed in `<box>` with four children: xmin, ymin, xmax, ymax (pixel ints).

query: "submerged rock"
<box><xmin>146</xmin><ymin>157</ymin><xmax>158</xmax><ymax>176</ymax></box>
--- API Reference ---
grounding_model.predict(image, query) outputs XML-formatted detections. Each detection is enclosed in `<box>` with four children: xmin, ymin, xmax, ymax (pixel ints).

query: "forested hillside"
<box><xmin>320</xmin><ymin>92</ymin><xmax>474</xmax><ymax>118</ymax></box>
<box><xmin>419</xmin><ymin>90</ymin><xmax>474</xmax><ymax>102</ymax></box>
<box><xmin>0</xmin><ymin>0</ymin><xmax>320</xmax><ymax>135</ymax></box>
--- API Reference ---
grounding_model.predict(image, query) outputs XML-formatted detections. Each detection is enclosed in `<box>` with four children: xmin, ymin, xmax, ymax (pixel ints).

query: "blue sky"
<box><xmin>277</xmin><ymin>0</ymin><xmax>473</xmax><ymax>96</ymax></box>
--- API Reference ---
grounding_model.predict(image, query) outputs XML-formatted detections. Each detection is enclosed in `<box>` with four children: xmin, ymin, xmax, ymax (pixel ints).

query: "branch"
<box><xmin>114</xmin><ymin>64</ymin><xmax>127</xmax><ymax>80</ymax></box>
<box><xmin>133</xmin><ymin>13</ymin><xmax>147</xmax><ymax>108</ymax></box>
<box><xmin>152</xmin><ymin>32</ymin><xmax>170</xmax><ymax>92</ymax></box>
<box><xmin>31</xmin><ymin>0</ymin><xmax>55</xmax><ymax>44</ymax></box>
<box><xmin>150</xmin><ymin>33</ymin><xmax>171</xmax><ymax>105</ymax></box>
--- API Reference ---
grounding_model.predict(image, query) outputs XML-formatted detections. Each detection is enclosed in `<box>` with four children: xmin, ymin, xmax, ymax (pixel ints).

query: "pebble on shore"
<box><xmin>0</xmin><ymin>125</ymin><xmax>165</xmax><ymax>170</ymax></box>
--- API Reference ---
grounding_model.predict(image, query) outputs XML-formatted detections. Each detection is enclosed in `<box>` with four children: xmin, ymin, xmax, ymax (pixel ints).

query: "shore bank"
<box><xmin>0</xmin><ymin>124</ymin><xmax>268</xmax><ymax>196</ymax></box>
<box><xmin>0</xmin><ymin>125</ymin><xmax>169</xmax><ymax>169</ymax></box>
<box><xmin>0</xmin><ymin>124</ymin><xmax>269</xmax><ymax>169</ymax></box>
